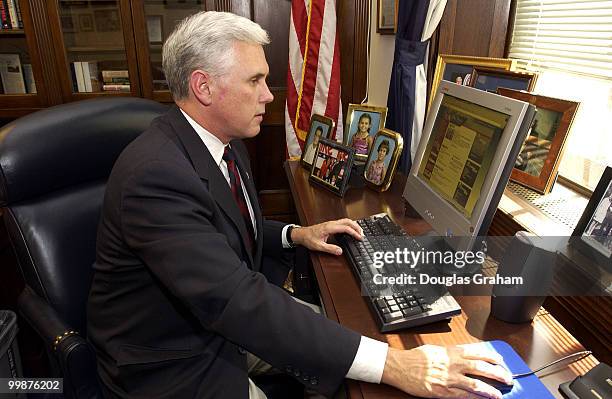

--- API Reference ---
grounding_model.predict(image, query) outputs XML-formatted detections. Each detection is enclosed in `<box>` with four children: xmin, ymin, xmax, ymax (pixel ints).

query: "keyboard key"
<box><xmin>375</xmin><ymin>298</ymin><xmax>386</xmax><ymax>309</ymax></box>
<box><xmin>389</xmin><ymin>305</ymin><xmax>400</xmax><ymax>312</ymax></box>
<box><xmin>402</xmin><ymin>307</ymin><xmax>423</xmax><ymax>317</ymax></box>
<box><xmin>384</xmin><ymin>311</ymin><xmax>403</xmax><ymax>322</ymax></box>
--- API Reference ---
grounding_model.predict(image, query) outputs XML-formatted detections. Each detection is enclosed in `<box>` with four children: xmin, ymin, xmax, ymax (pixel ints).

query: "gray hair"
<box><xmin>162</xmin><ymin>11</ymin><xmax>270</xmax><ymax>100</ymax></box>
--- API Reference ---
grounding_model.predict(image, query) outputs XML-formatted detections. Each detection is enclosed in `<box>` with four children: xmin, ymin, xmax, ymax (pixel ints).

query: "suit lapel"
<box><xmin>165</xmin><ymin>106</ymin><xmax>255</xmax><ymax>268</ymax></box>
<box><xmin>230</xmin><ymin>140</ymin><xmax>264</xmax><ymax>270</ymax></box>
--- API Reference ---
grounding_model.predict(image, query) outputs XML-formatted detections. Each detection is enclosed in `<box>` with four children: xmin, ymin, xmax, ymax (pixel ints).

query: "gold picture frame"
<box><xmin>363</xmin><ymin>129</ymin><xmax>403</xmax><ymax>192</ymax></box>
<box><xmin>343</xmin><ymin>104</ymin><xmax>388</xmax><ymax>162</ymax></box>
<box><xmin>300</xmin><ymin>114</ymin><xmax>335</xmax><ymax>171</ymax></box>
<box><xmin>428</xmin><ymin>55</ymin><xmax>516</xmax><ymax>111</ymax></box>
<box><xmin>377</xmin><ymin>0</ymin><xmax>398</xmax><ymax>34</ymax></box>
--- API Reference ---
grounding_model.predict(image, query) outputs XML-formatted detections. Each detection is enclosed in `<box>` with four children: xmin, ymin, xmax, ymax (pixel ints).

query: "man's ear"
<box><xmin>190</xmin><ymin>70</ymin><xmax>212</xmax><ymax>106</ymax></box>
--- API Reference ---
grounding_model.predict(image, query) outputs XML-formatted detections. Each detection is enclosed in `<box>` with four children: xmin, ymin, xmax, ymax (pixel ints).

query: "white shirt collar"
<box><xmin>180</xmin><ymin>108</ymin><xmax>227</xmax><ymax>167</ymax></box>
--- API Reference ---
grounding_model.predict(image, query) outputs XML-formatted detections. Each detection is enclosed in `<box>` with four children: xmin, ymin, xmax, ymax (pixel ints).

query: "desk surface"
<box><xmin>284</xmin><ymin>160</ymin><xmax>597</xmax><ymax>399</ymax></box>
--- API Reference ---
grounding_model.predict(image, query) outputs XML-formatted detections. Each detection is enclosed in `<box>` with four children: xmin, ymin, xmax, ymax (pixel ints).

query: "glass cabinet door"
<box><xmin>135</xmin><ymin>0</ymin><xmax>207</xmax><ymax>102</ymax></box>
<box><xmin>0</xmin><ymin>0</ymin><xmax>46</xmax><ymax>115</ymax></box>
<box><xmin>54</xmin><ymin>0</ymin><xmax>139</xmax><ymax>98</ymax></box>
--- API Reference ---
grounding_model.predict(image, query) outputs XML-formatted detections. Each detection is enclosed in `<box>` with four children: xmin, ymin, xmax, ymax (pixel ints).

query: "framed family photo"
<box><xmin>343</xmin><ymin>104</ymin><xmax>388</xmax><ymax>162</ymax></box>
<box><xmin>498</xmin><ymin>88</ymin><xmax>579</xmax><ymax>194</ymax></box>
<box><xmin>470</xmin><ymin>67</ymin><xmax>537</xmax><ymax>93</ymax></box>
<box><xmin>429</xmin><ymin>55</ymin><xmax>516</xmax><ymax>111</ymax></box>
<box><xmin>300</xmin><ymin>114</ymin><xmax>335</xmax><ymax>170</ymax></box>
<box><xmin>571</xmin><ymin>167</ymin><xmax>612</xmax><ymax>267</ymax></box>
<box><xmin>364</xmin><ymin>129</ymin><xmax>403</xmax><ymax>192</ymax></box>
<box><xmin>309</xmin><ymin>139</ymin><xmax>355</xmax><ymax>197</ymax></box>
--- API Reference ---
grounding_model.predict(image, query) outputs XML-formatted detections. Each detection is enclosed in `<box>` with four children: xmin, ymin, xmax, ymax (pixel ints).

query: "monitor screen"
<box><xmin>404</xmin><ymin>82</ymin><xmax>535</xmax><ymax>251</ymax></box>
<box><xmin>417</xmin><ymin>95</ymin><xmax>509</xmax><ymax>219</ymax></box>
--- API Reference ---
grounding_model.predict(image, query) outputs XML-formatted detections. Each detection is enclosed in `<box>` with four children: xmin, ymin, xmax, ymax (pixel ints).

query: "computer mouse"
<box><xmin>466</xmin><ymin>374</ymin><xmax>514</xmax><ymax>394</ymax></box>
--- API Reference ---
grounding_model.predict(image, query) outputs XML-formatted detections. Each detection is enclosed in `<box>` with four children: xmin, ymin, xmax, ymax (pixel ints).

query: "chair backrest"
<box><xmin>0</xmin><ymin>97</ymin><xmax>167</xmax><ymax>334</ymax></box>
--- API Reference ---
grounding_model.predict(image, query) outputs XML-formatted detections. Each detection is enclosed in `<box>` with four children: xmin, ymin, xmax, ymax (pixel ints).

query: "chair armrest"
<box><xmin>18</xmin><ymin>286</ymin><xmax>101</xmax><ymax>399</ymax></box>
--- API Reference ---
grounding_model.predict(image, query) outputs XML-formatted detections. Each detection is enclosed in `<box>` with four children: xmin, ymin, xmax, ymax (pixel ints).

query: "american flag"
<box><xmin>285</xmin><ymin>0</ymin><xmax>343</xmax><ymax>158</ymax></box>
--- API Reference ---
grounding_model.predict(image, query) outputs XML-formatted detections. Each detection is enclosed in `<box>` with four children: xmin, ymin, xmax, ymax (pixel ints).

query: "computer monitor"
<box><xmin>403</xmin><ymin>81</ymin><xmax>535</xmax><ymax>252</ymax></box>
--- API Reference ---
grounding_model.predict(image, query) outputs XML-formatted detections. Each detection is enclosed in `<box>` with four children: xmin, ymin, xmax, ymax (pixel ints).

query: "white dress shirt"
<box><xmin>180</xmin><ymin>109</ymin><xmax>389</xmax><ymax>383</ymax></box>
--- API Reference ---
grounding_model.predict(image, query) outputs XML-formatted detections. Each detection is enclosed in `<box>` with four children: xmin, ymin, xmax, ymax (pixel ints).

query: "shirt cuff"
<box><xmin>345</xmin><ymin>336</ymin><xmax>389</xmax><ymax>383</ymax></box>
<box><xmin>281</xmin><ymin>224</ymin><xmax>292</xmax><ymax>248</ymax></box>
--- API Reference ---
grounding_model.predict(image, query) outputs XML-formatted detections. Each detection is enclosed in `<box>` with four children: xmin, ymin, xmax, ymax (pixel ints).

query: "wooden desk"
<box><xmin>284</xmin><ymin>160</ymin><xmax>597</xmax><ymax>399</ymax></box>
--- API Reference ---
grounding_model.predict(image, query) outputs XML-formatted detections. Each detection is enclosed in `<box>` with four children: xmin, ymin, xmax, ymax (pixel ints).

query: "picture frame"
<box><xmin>146</xmin><ymin>15</ymin><xmax>164</xmax><ymax>44</ymax></box>
<box><xmin>309</xmin><ymin>139</ymin><xmax>355</xmax><ymax>197</ymax></box>
<box><xmin>78</xmin><ymin>14</ymin><xmax>94</xmax><ymax>32</ymax></box>
<box><xmin>498</xmin><ymin>88</ymin><xmax>579</xmax><ymax>194</ymax></box>
<box><xmin>301</xmin><ymin>114</ymin><xmax>335</xmax><ymax>171</ymax></box>
<box><xmin>94</xmin><ymin>9</ymin><xmax>120</xmax><ymax>32</ymax></box>
<box><xmin>343</xmin><ymin>103</ymin><xmax>388</xmax><ymax>162</ymax></box>
<box><xmin>363</xmin><ymin>129</ymin><xmax>403</xmax><ymax>192</ymax></box>
<box><xmin>470</xmin><ymin>67</ymin><xmax>537</xmax><ymax>93</ymax></box>
<box><xmin>570</xmin><ymin>166</ymin><xmax>612</xmax><ymax>267</ymax></box>
<box><xmin>377</xmin><ymin>0</ymin><xmax>397</xmax><ymax>34</ymax></box>
<box><xmin>429</xmin><ymin>54</ymin><xmax>516</xmax><ymax>111</ymax></box>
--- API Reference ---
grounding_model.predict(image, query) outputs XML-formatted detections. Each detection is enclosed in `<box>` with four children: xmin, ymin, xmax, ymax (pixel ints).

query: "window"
<box><xmin>508</xmin><ymin>0</ymin><xmax>612</xmax><ymax>190</ymax></box>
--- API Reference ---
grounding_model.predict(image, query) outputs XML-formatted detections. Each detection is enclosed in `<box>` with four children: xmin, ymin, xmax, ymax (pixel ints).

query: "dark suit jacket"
<box><xmin>87</xmin><ymin>106</ymin><xmax>360</xmax><ymax>398</ymax></box>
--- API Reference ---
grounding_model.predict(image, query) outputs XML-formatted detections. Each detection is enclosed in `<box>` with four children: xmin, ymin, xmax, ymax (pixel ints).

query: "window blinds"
<box><xmin>508</xmin><ymin>0</ymin><xmax>612</xmax><ymax>79</ymax></box>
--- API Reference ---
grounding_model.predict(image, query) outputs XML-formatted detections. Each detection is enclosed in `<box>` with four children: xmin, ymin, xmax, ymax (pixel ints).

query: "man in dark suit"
<box><xmin>88</xmin><ymin>11</ymin><xmax>512</xmax><ymax>399</ymax></box>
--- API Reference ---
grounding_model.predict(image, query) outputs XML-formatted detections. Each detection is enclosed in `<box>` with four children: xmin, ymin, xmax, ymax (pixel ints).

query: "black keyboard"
<box><xmin>336</xmin><ymin>213</ymin><xmax>462</xmax><ymax>333</ymax></box>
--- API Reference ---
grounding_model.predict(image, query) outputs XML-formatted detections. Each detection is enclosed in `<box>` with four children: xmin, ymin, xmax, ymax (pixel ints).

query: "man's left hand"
<box><xmin>291</xmin><ymin>218</ymin><xmax>363</xmax><ymax>255</ymax></box>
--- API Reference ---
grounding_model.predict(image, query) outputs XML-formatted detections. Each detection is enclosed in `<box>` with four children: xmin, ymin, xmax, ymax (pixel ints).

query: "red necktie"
<box><xmin>223</xmin><ymin>146</ymin><xmax>255</xmax><ymax>252</ymax></box>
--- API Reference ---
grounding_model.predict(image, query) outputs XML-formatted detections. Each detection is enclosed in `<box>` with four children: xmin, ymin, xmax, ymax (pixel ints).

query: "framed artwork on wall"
<box><xmin>498</xmin><ymin>88</ymin><xmax>579</xmax><ymax>194</ymax></box>
<box><xmin>377</xmin><ymin>0</ymin><xmax>397</xmax><ymax>34</ymax></box>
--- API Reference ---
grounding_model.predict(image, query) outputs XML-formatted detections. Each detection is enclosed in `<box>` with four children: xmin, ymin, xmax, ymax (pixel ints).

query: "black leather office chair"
<box><xmin>0</xmin><ymin>97</ymin><xmax>167</xmax><ymax>398</ymax></box>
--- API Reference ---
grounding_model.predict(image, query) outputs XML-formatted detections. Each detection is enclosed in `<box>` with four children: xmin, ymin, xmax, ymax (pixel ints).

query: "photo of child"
<box><xmin>349</xmin><ymin>113</ymin><xmax>374</xmax><ymax>156</ymax></box>
<box><xmin>365</xmin><ymin>138</ymin><xmax>395</xmax><ymax>185</ymax></box>
<box><xmin>344</xmin><ymin>105</ymin><xmax>386</xmax><ymax>160</ymax></box>
<box><xmin>300</xmin><ymin>114</ymin><xmax>335</xmax><ymax>170</ymax></box>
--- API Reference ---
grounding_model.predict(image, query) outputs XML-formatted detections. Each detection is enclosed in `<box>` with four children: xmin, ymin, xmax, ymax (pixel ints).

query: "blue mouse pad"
<box><xmin>476</xmin><ymin>340</ymin><xmax>555</xmax><ymax>398</ymax></box>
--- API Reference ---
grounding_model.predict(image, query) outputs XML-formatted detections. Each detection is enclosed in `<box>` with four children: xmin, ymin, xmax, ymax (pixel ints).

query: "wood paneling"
<box><xmin>253</xmin><ymin>0</ymin><xmax>290</xmax><ymax>89</ymax></box>
<box><xmin>437</xmin><ymin>0</ymin><xmax>511</xmax><ymax>58</ymax></box>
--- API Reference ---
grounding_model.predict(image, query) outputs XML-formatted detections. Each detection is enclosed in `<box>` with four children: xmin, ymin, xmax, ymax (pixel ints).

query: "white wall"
<box><xmin>366</xmin><ymin>0</ymin><xmax>395</xmax><ymax>106</ymax></box>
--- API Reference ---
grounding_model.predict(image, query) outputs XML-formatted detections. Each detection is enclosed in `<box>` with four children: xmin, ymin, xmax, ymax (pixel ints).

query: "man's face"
<box><xmin>209</xmin><ymin>41</ymin><xmax>274</xmax><ymax>142</ymax></box>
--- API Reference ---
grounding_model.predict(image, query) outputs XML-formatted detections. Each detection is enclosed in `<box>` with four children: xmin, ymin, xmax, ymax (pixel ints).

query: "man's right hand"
<box><xmin>381</xmin><ymin>344</ymin><xmax>513</xmax><ymax>399</ymax></box>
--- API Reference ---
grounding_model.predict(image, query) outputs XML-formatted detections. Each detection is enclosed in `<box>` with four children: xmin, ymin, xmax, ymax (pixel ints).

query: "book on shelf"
<box><xmin>0</xmin><ymin>0</ymin><xmax>10</xmax><ymax>29</ymax></box>
<box><xmin>81</xmin><ymin>61</ymin><xmax>100</xmax><ymax>92</ymax></box>
<box><xmin>103</xmin><ymin>76</ymin><xmax>130</xmax><ymax>84</ymax></box>
<box><xmin>101</xmin><ymin>70</ymin><xmax>129</xmax><ymax>80</ymax></box>
<box><xmin>0</xmin><ymin>53</ymin><xmax>25</xmax><ymax>93</ymax></box>
<box><xmin>13</xmin><ymin>0</ymin><xmax>21</xmax><ymax>28</ymax></box>
<box><xmin>102</xmin><ymin>84</ymin><xmax>130</xmax><ymax>92</ymax></box>
<box><xmin>6</xmin><ymin>0</ymin><xmax>17</xmax><ymax>30</ymax></box>
<box><xmin>73</xmin><ymin>62</ymin><xmax>86</xmax><ymax>92</ymax></box>
<box><xmin>22</xmin><ymin>63</ymin><xmax>36</xmax><ymax>93</ymax></box>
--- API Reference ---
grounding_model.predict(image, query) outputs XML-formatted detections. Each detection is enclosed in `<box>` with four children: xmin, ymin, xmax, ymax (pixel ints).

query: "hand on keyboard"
<box><xmin>381</xmin><ymin>344</ymin><xmax>512</xmax><ymax>399</ymax></box>
<box><xmin>291</xmin><ymin>218</ymin><xmax>363</xmax><ymax>255</ymax></box>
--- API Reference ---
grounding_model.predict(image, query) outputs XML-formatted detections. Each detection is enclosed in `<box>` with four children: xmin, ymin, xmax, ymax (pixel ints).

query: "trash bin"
<box><xmin>0</xmin><ymin>310</ymin><xmax>24</xmax><ymax>398</ymax></box>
